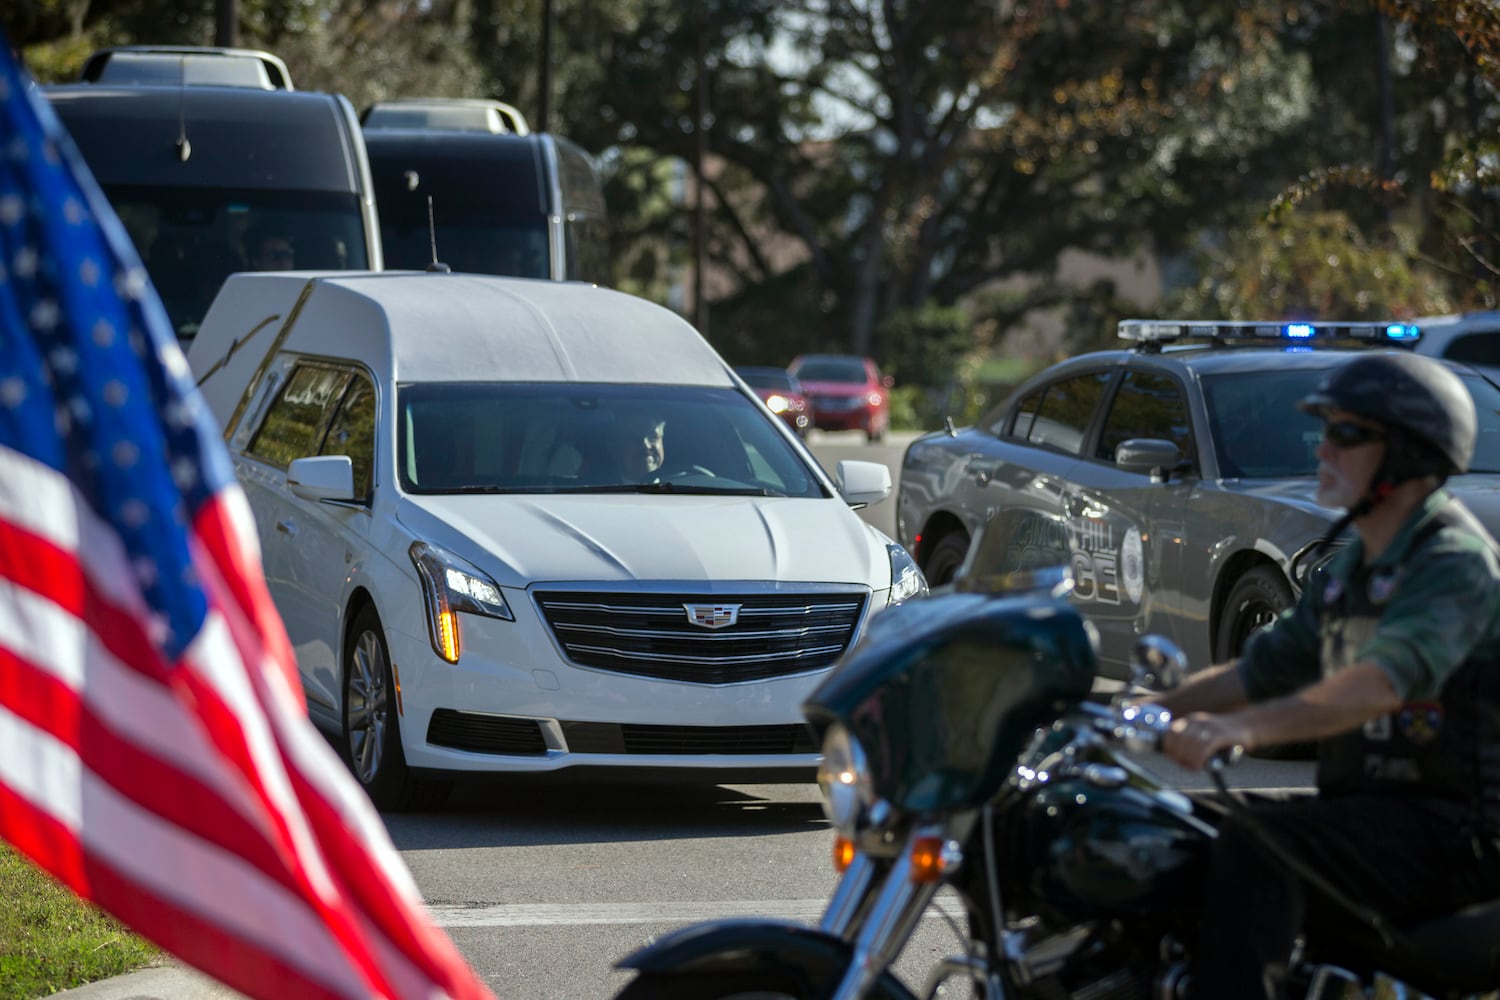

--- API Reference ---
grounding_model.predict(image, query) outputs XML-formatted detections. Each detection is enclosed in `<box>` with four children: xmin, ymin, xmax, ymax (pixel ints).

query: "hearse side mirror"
<box><xmin>836</xmin><ymin>459</ymin><xmax>892</xmax><ymax>508</ymax></box>
<box><xmin>288</xmin><ymin>455</ymin><xmax>356</xmax><ymax>503</ymax></box>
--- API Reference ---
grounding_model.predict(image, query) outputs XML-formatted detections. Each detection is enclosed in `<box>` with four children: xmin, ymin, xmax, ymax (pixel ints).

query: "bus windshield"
<box><xmin>107</xmin><ymin>185</ymin><xmax>370</xmax><ymax>342</ymax></box>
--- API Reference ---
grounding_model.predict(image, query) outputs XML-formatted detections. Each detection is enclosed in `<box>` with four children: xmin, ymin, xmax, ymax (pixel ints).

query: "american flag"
<box><xmin>0</xmin><ymin>39</ymin><xmax>493</xmax><ymax>1000</ymax></box>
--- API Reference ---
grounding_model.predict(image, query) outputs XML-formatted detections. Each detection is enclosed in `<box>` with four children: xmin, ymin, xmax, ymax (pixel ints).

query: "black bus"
<box><xmin>48</xmin><ymin>58</ymin><xmax>381</xmax><ymax>343</ymax></box>
<box><xmin>362</xmin><ymin>100</ymin><xmax>610</xmax><ymax>285</ymax></box>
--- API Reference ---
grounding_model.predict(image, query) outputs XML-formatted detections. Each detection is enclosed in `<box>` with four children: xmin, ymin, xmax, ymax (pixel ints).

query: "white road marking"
<box><xmin>427</xmin><ymin>897</ymin><xmax>968</xmax><ymax>928</ymax></box>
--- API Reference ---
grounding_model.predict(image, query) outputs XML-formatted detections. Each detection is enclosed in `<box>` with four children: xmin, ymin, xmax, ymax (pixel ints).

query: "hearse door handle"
<box><xmin>275</xmin><ymin>518</ymin><xmax>297</xmax><ymax>536</ymax></box>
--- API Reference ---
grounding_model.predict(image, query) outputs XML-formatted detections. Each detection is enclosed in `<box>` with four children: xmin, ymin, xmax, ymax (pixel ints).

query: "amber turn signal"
<box><xmin>908</xmin><ymin>836</ymin><xmax>948</xmax><ymax>883</ymax></box>
<box><xmin>832</xmin><ymin>835</ymin><xmax>856</xmax><ymax>873</ymax></box>
<box><xmin>436</xmin><ymin>608</ymin><xmax>461</xmax><ymax>663</ymax></box>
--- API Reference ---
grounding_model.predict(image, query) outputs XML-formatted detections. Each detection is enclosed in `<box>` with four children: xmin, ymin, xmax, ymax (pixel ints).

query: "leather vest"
<box><xmin>1316</xmin><ymin>508</ymin><xmax>1500</xmax><ymax>836</ymax></box>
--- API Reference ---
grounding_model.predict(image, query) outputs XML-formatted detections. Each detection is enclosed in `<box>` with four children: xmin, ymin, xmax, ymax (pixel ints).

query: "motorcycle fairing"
<box><xmin>613</xmin><ymin>917</ymin><xmax>917</xmax><ymax>999</ymax></box>
<box><xmin>805</xmin><ymin>590</ymin><xmax>1097</xmax><ymax>813</ymax></box>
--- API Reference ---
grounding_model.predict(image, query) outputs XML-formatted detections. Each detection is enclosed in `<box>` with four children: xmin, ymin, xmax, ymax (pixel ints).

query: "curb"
<box><xmin>51</xmin><ymin>965</ymin><xmax>247</xmax><ymax>999</ymax></box>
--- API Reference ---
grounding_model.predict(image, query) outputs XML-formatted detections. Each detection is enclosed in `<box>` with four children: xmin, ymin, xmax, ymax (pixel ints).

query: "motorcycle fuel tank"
<box><xmin>804</xmin><ymin>584</ymin><xmax>1097</xmax><ymax>813</ymax></box>
<box><xmin>1018</xmin><ymin>778</ymin><xmax>1213</xmax><ymax>918</ymax></box>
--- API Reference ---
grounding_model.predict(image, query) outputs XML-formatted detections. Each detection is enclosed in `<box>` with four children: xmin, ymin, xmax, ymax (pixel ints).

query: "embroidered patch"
<box><xmin>1398</xmin><ymin>702</ymin><xmax>1443</xmax><ymax>744</ymax></box>
<box><xmin>1368</xmin><ymin>570</ymin><xmax>1399</xmax><ymax>604</ymax></box>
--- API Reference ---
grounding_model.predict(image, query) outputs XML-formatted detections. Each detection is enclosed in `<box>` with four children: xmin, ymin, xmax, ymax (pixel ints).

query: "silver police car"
<box><xmin>898</xmin><ymin>320</ymin><xmax>1500</xmax><ymax>678</ymax></box>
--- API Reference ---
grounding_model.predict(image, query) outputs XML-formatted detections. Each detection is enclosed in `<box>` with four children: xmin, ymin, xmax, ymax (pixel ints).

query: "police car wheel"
<box><xmin>1214</xmin><ymin>566</ymin><xmax>1292</xmax><ymax>664</ymax></box>
<box><xmin>922</xmin><ymin>533</ymin><xmax>971</xmax><ymax>588</ymax></box>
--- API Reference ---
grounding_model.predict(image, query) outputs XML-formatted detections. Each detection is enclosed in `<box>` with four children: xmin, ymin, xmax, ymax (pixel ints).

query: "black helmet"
<box><xmin>1298</xmin><ymin>352</ymin><xmax>1475</xmax><ymax>476</ymax></box>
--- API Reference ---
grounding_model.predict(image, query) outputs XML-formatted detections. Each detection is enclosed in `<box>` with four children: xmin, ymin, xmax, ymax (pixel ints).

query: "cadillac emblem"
<box><xmin>685</xmin><ymin>603</ymin><xmax>741</xmax><ymax>629</ymax></box>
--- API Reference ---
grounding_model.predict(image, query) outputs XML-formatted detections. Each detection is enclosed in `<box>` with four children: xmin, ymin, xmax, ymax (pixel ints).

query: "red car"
<box><xmin>736</xmin><ymin>366</ymin><xmax>811</xmax><ymax>436</ymax></box>
<box><xmin>788</xmin><ymin>354</ymin><xmax>893</xmax><ymax>442</ymax></box>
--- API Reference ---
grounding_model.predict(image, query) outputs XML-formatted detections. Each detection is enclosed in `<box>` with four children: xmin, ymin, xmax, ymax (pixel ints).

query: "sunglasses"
<box><xmin>1321</xmin><ymin>420</ymin><xmax>1386</xmax><ymax>449</ymax></box>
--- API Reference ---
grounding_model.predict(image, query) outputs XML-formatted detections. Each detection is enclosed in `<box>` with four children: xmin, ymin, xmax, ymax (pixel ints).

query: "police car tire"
<box><xmin>1216</xmin><ymin>567</ymin><xmax>1314</xmax><ymax>759</ymax></box>
<box><xmin>1214</xmin><ymin>566</ymin><xmax>1293</xmax><ymax>664</ymax></box>
<box><xmin>922</xmin><ymin>533</ymin><xmax>971</xmax><ymax>588</ymax></box>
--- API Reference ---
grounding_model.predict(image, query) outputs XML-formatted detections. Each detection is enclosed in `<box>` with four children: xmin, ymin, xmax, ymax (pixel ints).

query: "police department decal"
<box><xmin>1121</xmin><ymin>527</ymin><xmax>1144</xmax><ymax>604</ymax></box>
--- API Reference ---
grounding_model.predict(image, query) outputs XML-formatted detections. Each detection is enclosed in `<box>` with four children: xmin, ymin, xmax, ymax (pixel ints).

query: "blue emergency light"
<box><xmin>1119</xmin><ymin>319</ymin><xmax>1423</xmax><ymax>348</ymax></box>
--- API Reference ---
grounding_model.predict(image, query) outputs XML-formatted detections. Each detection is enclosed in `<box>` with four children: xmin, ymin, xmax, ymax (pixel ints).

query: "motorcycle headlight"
<box><xmin>765</xmin><ymin>393</ymin><xmax>791</xmax><ymax>414</ymax></box>
<box><xmin>410</xmin><ymin>541</ymin><xmax>513</xmax><ymax>664</ymax></box>
<box><xmin>887</xmin><ymin>543</ymin><xmax>929</xmax><ymax>606</ymax></box>
<box><xmin>817</xmin><ymin>723</ymin><xmax>874</xmax><ymax>836</ymax></box>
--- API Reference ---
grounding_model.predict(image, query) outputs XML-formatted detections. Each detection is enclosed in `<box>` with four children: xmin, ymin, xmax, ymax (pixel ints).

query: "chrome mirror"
<box><xmin>1129</xmin><ymin>635</ymin><xmax>1187</xmax><ymax>692</ymax></box>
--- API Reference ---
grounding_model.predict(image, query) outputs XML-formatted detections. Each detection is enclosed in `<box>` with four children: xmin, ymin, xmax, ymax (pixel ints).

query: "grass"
<box><xmin>0</xmin><ymin>844</ymin><xmax>159</xmax><ymax>999</ymax></box>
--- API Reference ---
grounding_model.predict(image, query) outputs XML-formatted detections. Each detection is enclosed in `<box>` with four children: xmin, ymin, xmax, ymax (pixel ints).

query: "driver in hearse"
<box><xmin>1151</xmin><ymin>352</ymin><xmax>1500</xmax><ymax>998</ymax></box>
<box><xmin>604</xmin><ymin>410</ymin><xmax>667</xmax><ymax>483</ymax></box>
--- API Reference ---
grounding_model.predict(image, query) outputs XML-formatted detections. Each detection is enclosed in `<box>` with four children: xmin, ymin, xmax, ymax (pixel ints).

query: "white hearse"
<box><xmin>187</xmin><ymin>271</ymin><xmax>926</xmax><ymax>808</ymax></box>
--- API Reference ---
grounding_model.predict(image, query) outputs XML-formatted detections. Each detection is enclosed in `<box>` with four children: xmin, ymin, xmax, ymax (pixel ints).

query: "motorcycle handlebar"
<box><xmin>1087</xmin><ymin>701</ymin><xmax>1243</xmax><ymax>769</ymax></box>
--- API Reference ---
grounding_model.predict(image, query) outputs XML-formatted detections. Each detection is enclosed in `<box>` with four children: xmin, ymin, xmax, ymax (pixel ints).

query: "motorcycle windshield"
<box><xmin>804</xmin><ymin>585</ymin><xmax>1097</xmax><ymax>813</ymax></box>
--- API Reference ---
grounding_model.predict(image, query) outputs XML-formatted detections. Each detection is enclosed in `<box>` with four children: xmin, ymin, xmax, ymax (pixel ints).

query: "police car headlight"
<box><xmin>887</xmin><ymin>543</ymin><xmax>929</xmax><ymax>605</ymax></box>
<box><xmin>817</xmin><ymin>724</ymin><xmax>874</xmax><ymax>836</ymax></box>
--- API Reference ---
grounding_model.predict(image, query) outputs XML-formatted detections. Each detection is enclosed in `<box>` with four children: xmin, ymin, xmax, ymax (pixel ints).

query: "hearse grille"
<box><xmin>534</xmin><ymin>590</ymin><xmax>868</xmax><ymax>684</ymax></box>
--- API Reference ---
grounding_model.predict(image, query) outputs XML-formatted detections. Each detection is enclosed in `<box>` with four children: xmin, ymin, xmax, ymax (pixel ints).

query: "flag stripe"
<box><xmin>0</xmin><ymin>705</ymin><xmax>374</xmax><ymax>998</ymax></box>
<box><xmin>0</xmin><ymin>570</ymin><xmax>263</xmax><ymax>821</ymax></box>
<box><xmin>0</xmin><ymin>486</ymin><xmax>166</xmax><ymax>685</ymax></box>
<box><xmin>0</xmin><ymin>647</ymin><xmax>298</xmax><ymax>886</ymax></box>
<box><xmin>0</xmin><ymin>779</ymin><xmax>361</xmax><ymax>1000</ymax></box>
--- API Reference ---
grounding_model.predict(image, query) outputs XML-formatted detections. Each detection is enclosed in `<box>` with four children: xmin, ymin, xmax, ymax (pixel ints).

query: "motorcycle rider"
<box><xmin>1154</xmin><ymin>351</ymin><xmax>1500</xmax><ymax>998</ymax></box>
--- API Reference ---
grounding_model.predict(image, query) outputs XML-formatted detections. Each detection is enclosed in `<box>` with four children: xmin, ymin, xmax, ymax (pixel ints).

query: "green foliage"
<box><xmin>887</xmin><ymin>385</ymin><xmax>926</xmax><ymax>432</ymax></box>
<box><xmin>1164</xmin><ymin>211</ymin><xmax>1454</xmax><ymax>320</ymax></box>
<box><xmin>876</xmin><ymin>303</ymin><xmax>994</xmax><ymax>428</ymax></box>
<box><xmin>0</xmin><ymin>844</ymin><xmax>158</xmax><ymax>1000</ymax></box>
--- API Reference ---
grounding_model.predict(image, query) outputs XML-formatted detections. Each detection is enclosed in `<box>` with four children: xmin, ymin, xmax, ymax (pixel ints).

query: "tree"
<box><xmin>577</xmin><ymin>1</ymin><xmax>1328</xmax><ymax>360</ymax></box>
<box><xmin>1166</xmin><ymin>210</ymin><xmax>1454</xmax><ymax>321</ymax></box>
<box><xmin>1255</xmin><ymin>1</ymin><xmax>1500</xmax><ymax>311</ymax></box>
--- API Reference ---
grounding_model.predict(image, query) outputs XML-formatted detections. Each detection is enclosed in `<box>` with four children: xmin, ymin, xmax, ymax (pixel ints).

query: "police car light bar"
<box><xmin>1118</xmin><ymin>320</ymin><xmax>1422</xmax><ymax>344</ymax></box>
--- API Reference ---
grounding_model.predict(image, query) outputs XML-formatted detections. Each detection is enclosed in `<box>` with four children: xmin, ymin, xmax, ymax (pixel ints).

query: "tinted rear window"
<box><xmin>368</xmin><ymin>140</ymin><xmax>550</xmax><ymax>276</ymax></box>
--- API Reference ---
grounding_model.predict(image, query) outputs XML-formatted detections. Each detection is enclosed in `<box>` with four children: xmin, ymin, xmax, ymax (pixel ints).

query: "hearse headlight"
<box><xmin>410</xmin><ymin>541</ymin><xmax>513</xmax><ymax>664</ymax></box>
<box><xmin>817</xmin><ymin>723</ymin><xmax>875</xmax><ymax>836</ymax></box>
<box><xmin>887</xmin><ymin>543</ymin><xmax>929</xmax><ymax>606</ymax></box>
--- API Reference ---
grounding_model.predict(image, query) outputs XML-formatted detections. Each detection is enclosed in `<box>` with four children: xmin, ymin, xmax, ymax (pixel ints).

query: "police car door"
<box><xmin>1059</xmin><ymin>366</ymin><xmax>1194</xmax><ymax>677</ymax></box>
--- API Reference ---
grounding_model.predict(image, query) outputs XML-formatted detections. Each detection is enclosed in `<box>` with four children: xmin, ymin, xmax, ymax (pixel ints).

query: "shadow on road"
<box><xmin>380</xmin><ymin>780</ymin><xmax>828</xmax><ymax>851</ymax></box>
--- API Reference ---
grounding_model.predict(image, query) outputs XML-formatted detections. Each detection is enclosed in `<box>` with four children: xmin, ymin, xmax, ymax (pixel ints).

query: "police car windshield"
<box><xmin>1203</xmin><ymin>368</ymin><xmax>1500</xmax><ymax>478</ymax></box>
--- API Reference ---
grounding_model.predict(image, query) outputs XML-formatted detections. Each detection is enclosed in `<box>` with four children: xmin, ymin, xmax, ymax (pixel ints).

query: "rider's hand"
<box><xmin>1162</xmin><ymin>712</ymin><xmax>1249</xmax><ymax>771</ymax></box>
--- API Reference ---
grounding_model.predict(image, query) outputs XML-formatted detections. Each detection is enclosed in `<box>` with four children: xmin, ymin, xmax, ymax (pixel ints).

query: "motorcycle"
<box><xmin>611</xmin><ymin>510</ymin><xmax>1500</xmax><ymax>1000</ymax></box>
